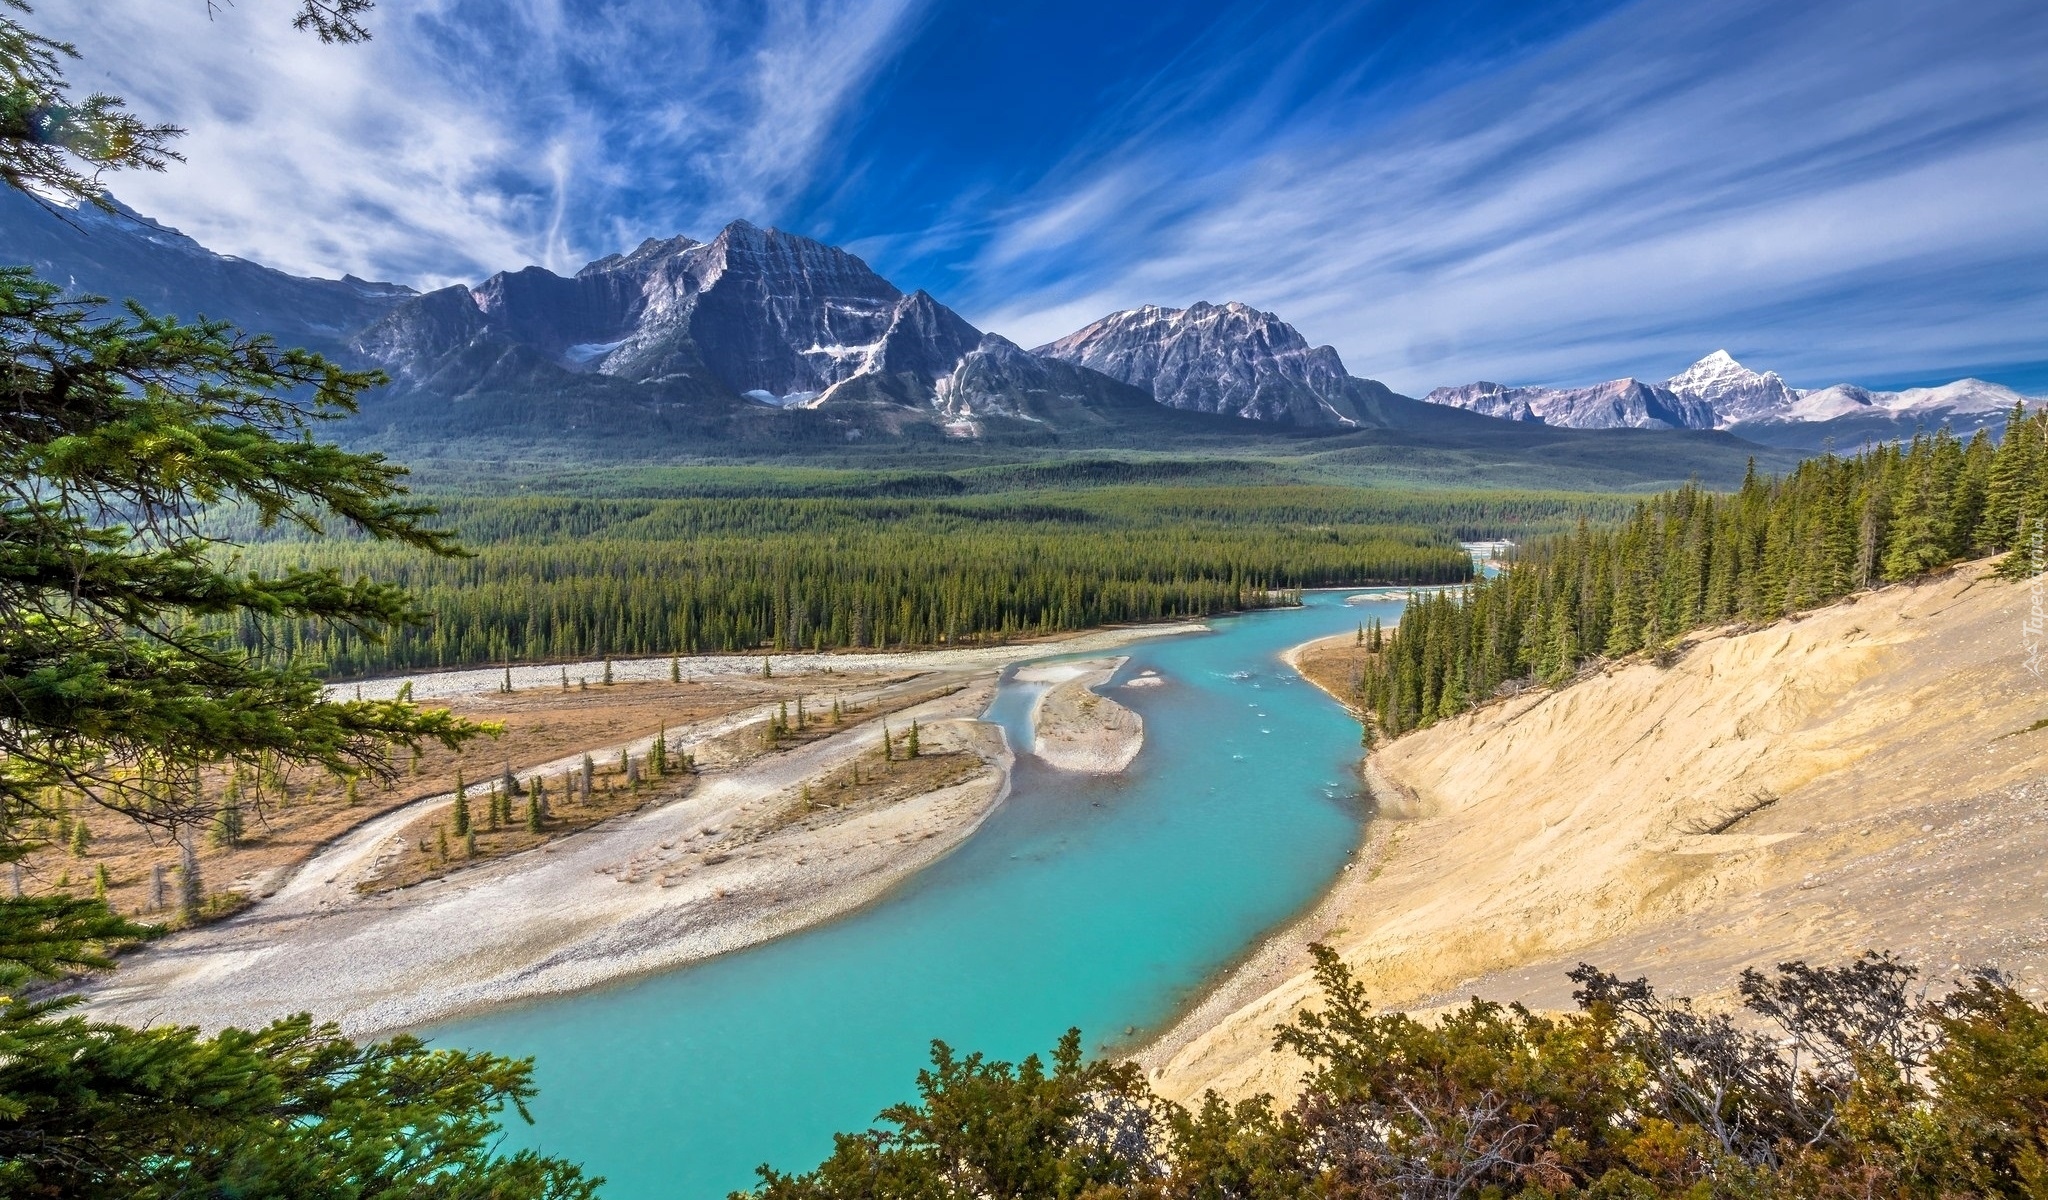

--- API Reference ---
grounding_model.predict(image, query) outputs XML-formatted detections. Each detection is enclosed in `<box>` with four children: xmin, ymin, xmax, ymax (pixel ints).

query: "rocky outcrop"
<box><xmin>1034</xmin><ymin>301</ymin><xmax>1373</xmax><ymax>427</ymax></box>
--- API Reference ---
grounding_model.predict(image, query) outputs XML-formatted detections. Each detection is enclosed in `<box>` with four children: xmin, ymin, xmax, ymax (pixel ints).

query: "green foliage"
<box><xmin>1362</xmin><ymin>416</ymin><xmax>2048</xmax><ymax>735</ymax></box>
<box><xmin>0</xmin><ymin>0</ymin><xmax>180</xmax><ymax>205</ymax></box>
<box><xmin>745</xmin><ymin>948</ymin><xmax>2048</xmax><ymax>1200</ymax></box>
<box><xmin>749</xmin><ymin>1029</ymin><xmax>1161</xmax><ymax>1200</ymax></box>
<box><xmin>0</xmin><ymin>894</ymin><xmax>152</xmax><ymax>997</ymax></box>
<box><xmin>0</xmin><ymin>267</ymin><xmax>487</xmax><ymax>829</ymax></box>
<box><xmin>0</xmin><ymin>1004</ymin><xmax>599</xmax><ymax>1198</ymax></box>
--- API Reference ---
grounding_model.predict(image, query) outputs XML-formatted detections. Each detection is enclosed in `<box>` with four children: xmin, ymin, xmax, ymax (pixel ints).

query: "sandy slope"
<box><xmin>1148</xmin><ymin>560</ymin><xmax>2048</xmax><ymax>1103</ymax></box>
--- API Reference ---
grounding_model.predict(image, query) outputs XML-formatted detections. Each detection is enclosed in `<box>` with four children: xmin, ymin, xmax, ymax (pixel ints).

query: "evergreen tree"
<box><xmin>209</xmin><ymin>792</ymin><xmax>243</xmax><ymax>850</ymax></box>
<box><xmin>0</xmin><ymin>10</ymin><xmax>593</xmax><ymax>1195</ymax></box>
<box><xmin>906</xmin><ymin>721</ymin><xmax>921</xmax><ymax>759</ymax></box>
<box><xmin>451</xmin><ymin>773</ymin><xmax>470</xmax><ymax>838</ymax></box>
<box><xmin>1357</xmin><ymin>420</ymin><xmax>2048</xmax><ymax>737</ymax></box>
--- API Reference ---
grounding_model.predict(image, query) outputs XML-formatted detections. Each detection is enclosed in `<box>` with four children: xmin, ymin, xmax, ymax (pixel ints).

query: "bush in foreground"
<box><xmin>746</xmin><ymin>947</ymin><xmax>2048</xmax><ymax>1199</ymax></box>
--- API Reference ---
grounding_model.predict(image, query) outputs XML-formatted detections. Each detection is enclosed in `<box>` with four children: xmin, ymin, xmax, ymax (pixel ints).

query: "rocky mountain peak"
<box><xmin>1032</xmin><ymin>301</ymin><xmax>1366</xmax><ymax>426</ymax></box>
<box><xmin>1664</xmin><ymin>349</ymin><xmax>1801</xmax><ymax>427</ymax></box>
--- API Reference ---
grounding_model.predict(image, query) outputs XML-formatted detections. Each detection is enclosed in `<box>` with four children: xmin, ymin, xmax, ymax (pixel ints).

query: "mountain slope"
<box><xmin>0</xmin><ymin>188</ymin><xmax>412</xmax><ymax>350</ymax></box>
<box><xmin>1663</xmin><ymin>349</ymin><xmax>1800</xmax><ymax>426</ymax></box>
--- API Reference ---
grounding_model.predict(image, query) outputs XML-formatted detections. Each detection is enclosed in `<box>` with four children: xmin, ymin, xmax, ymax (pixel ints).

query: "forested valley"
<box><xmin>217</xmin><ymin>483</ymin><xmax>1624</xmax><ymax>677</ymax></box>
<box><xmin>1361</xmin><ymin>411</ymin><xmax>2048</xmax><ymax>735</ymax></box>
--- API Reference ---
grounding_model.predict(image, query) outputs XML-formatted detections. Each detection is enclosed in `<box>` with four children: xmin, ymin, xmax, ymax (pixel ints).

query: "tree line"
<box><xmin>1360</xmin><ymin>413</ymin><xmax>2048</xmax><ymax>736</ymax></box>
<box><xmin>220</xmin><ymin>492</ymin><xmax>1487</xmax><ymax>676</ymax></box>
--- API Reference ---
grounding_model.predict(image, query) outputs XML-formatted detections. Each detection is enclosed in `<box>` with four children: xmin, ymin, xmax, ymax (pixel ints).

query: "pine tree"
<box><xmin>485</xmin><ymin>784</ymin><xmax>500</xmax><ymax>832</ymax></box>
<box><xmin>210</xmin><ymin>792</ymin><xmax>243</xmax><ymax>850</ymax></box>
<box><xmin>502</xmin><ymin>666</ymin><xmax>512</xmax><ymax>693</ymax></box>
<box><xmin>67</xmin><ymin>821</ymin><xmax>88</xmax><ymax>857</ymax></box>
<box><xmin>526</xmin><ymin>794</ymin><xmax>544</xmax><ymax>834</ymax></box>
<box><xmin>345</xmin><ymin>777</ymin><xmax>360</xmax><ymax>807</ymax></box>
<box><xmin>670</xmin><ymin>656</ymin><xmax>681</xmax><ymax>683</ymax></box>
<box><xmin>602</xmin><ymin>655</ymin><xmax>614</xmax><ymax>685</ymax></box>
<box><xmin>882</xmin><ymin>721</ymin><xmax>894</xmax><ymax>762</ymax></box>
<box><xmin>92</xmin><ymin>863</ymin><xmax>110</xmax><ymax>902</ymax></box>
<box><xmin>907</xmin><ymin>720</ymin><xmax>921</xmax><ymax>759</ymax></box>
<box><xmin>451</xmin><ymin>773</ymin><xmax>471</xmax><ymax>838</ymax></box>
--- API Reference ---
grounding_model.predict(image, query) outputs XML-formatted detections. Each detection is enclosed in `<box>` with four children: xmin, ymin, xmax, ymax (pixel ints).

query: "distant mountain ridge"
<box><xmin>1424</xmin><ymin>350</ymin><xmax>2041</xmax><ymax>449</ymax></box>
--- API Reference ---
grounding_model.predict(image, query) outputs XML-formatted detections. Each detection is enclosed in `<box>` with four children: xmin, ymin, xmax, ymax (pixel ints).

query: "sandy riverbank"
<box><xmin>338</xmin><ymin>624</ymin><xmax>1205</xmax><ymax>702</ymax></box>
<box><xmin>84</xmin><ymin>680</ymin><xmax>1008</xmax><ymax>1036</ymax></box>
<box><xmin>1147</xmin><ymin>560</ymin><xmax>2048</xmax><ymax>1104</ymax></box>
<box><xmin>1019</xmin><ymin>658</ymin><xmax>1145</xmax><ymax>773</ymax></box>
<box><xmin>86</xmin><ymin>622</ymin><xmax>1203</xmax><ymax>1036</ymax></box>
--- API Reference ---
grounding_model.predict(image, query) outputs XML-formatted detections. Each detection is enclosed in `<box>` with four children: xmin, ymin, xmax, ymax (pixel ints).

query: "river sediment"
<box><xmin>1019</xmin><ymin>657</ymin><xmax>1145</xmax><ymax>773</ymax></box>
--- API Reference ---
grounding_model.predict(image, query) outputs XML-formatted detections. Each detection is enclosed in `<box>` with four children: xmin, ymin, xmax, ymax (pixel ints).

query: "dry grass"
<box><xmin>358</xmin><ymin>763</ymin><xmax>701</xmax><ymax>895</ymax></box>
<box><xmin>16</xmin><ymin>674</ymin><xmax>840</xmax><ymax>924</ymax></box>
<box><xmin>1290</xmin><ymin>635</ymin><xmax>1374</xmax><ymax>719</ymax></box>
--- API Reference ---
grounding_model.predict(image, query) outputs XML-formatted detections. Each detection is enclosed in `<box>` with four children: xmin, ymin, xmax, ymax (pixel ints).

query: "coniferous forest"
<box><xmin>217</xmin><ymin>485</ymin><xmax>1615</xmax><ymax>676</ymax></box>
<box><xmin>1361</xmin><ymin>412</ymin><xmax>2048</xmax><ymax>736</ymax></box>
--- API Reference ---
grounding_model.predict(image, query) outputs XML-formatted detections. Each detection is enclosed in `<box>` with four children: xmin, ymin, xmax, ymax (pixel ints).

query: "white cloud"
<box><xmin>31</xmin><ymin>0</ymin><xmax>924</xmax><ymax>287</ymax></box>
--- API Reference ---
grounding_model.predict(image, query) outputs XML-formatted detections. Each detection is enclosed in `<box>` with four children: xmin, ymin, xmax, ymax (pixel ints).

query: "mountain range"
<box><xmin>1423</xmin><ymin>349</ymin><xmax>2039</xmax><ymax>450</ymax></box>
<box><xmin>0</xmin><ymin>189</ymin><xmax>1892</xmax><ymax>479</ymax></box>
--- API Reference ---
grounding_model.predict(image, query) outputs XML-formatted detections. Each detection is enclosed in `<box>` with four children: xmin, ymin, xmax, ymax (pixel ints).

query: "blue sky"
<box><xmin>39</xmin><ymin>0</ymin><xmax>2048</xmax><ymax>394</ymax></box>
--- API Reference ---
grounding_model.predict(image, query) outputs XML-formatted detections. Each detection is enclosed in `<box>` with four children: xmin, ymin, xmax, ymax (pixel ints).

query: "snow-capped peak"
<box><xmin>1664</xmin><ymin>350</ymin><xmax>1803</xmax><ymax>427</ymax></box>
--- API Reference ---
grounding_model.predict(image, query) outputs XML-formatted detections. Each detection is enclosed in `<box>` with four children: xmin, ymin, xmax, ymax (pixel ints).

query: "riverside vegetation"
<box><xmin>1359</xmin><ymin>417</ymin><xmax>2048</xmax><ymax>735</ymax></box>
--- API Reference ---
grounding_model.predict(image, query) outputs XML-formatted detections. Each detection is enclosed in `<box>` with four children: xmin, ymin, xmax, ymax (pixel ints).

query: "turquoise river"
<box><xmin>441</xmin><ymin>585</ymin><xmax>1417</xmax><ymax>1197</ymax></box>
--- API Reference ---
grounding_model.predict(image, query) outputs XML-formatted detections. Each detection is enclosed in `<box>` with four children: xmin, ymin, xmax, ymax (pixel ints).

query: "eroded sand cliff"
<box><xmin>1149</xmin><ymin>560</ymin><xmax>2048</xmax><ymax>1102</ymax></box>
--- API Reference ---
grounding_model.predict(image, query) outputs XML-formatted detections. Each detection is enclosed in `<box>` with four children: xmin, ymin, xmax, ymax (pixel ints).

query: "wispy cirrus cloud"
<box><xmin>954</xmin><ymin>0</ymin><xmax>2048</xmax><ymax>393</ymax></box>
<box><xmin>33</xmin><ymin>0</ymin><xmax>924</xmax><ymax>287</ymax></box>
